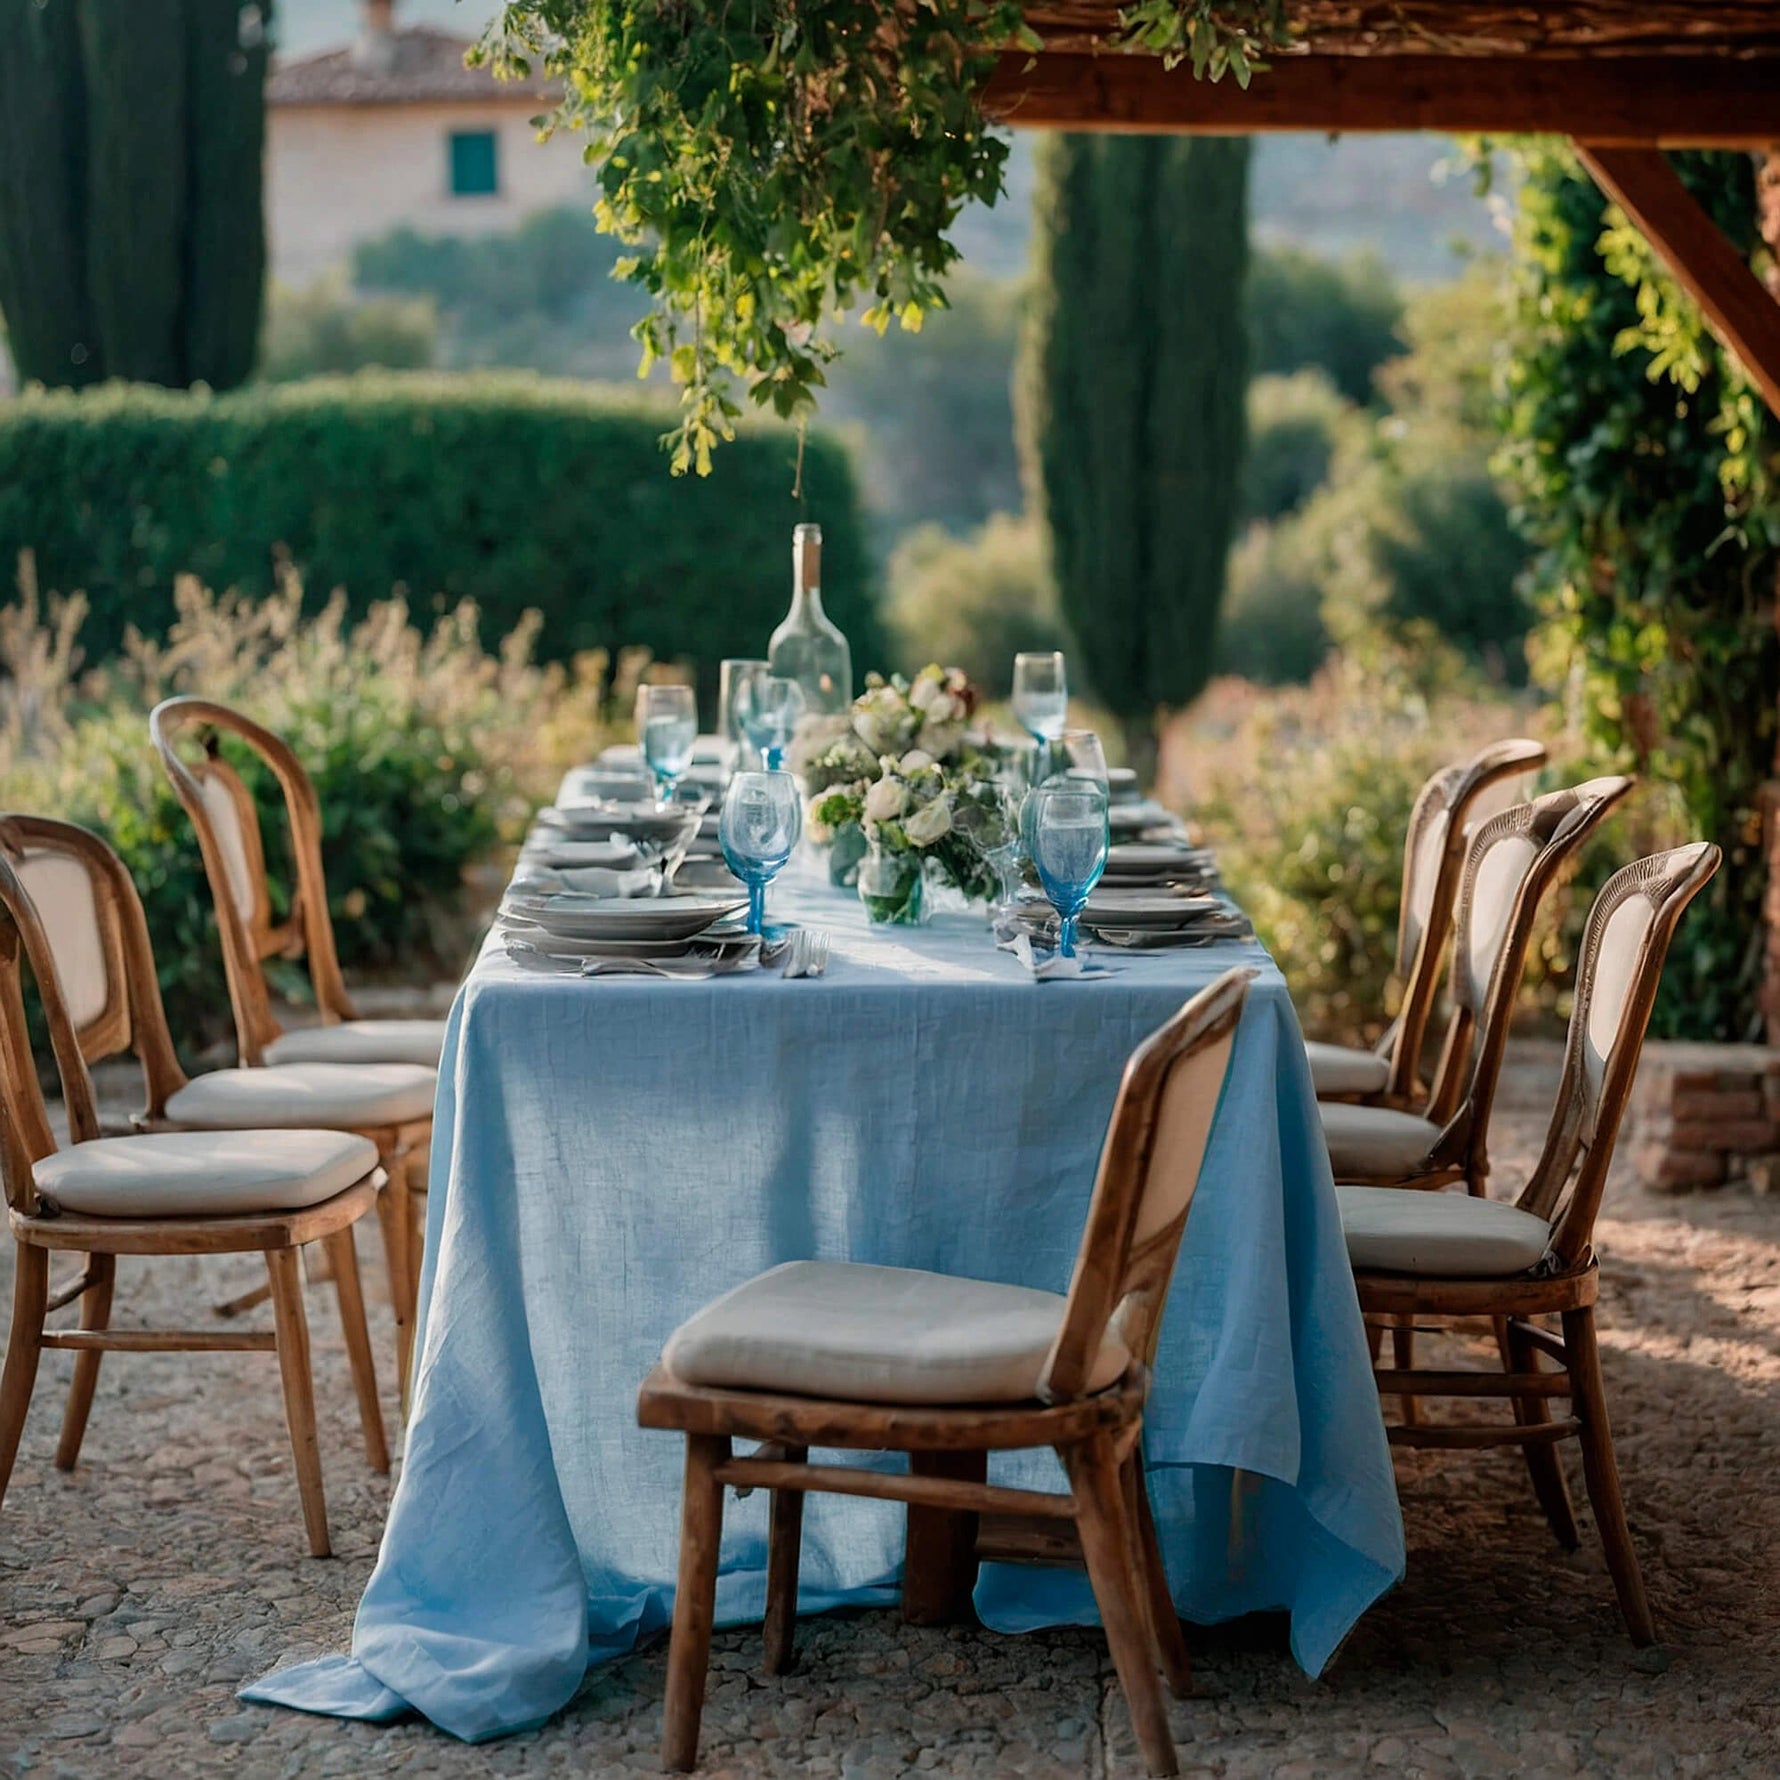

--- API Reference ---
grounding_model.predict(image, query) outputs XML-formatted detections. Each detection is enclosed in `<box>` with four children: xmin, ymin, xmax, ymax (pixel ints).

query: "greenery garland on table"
<box><xmin>476</xmin><ymin>1</ymin><xmax>1294</xmax><ymax>473</ymax></box>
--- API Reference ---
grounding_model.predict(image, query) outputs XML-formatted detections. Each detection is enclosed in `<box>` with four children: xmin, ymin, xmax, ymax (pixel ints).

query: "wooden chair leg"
<box><xmin>1124</xmin><ymin>1451</ymin><xmax>1192</xmax><ymax>1698</ymax></box>
<box><xmin>266</xmin><ymin>1247</ymin><xmax>331</xmax><ymax>1558</ymax></box>
<box><xmin>1365</xmin><ymin>1318</ymin><xmax>1384</xmax><ymax>1366</ymax></box>
<box><xmin>1063</xmin><ymin>1433</ymin><xmax>1178</xmax><ymax>1779</ymax></box>
<box><xmin>0</xmin><ymin>1243</ymin><xmax>48</xmax><ymax>1507</ymax></box>
<box><xmin>662</xmin><ymin>1433</ymin><xmax>730</xmax><ymax>1773</ymax></box>
<box><xmin>324</xmin><ymin>1228</ymin><xmax>389</xmax><ymax>1475</ymax></box>
<box><xmin>1392</xmin><ymin>1316</ymin><xmax>1420</xmax><ymax>1425</ymax></box>
<box><xmin>762</xmin><ymin>1443</ymin><xmax>807</xmax><ymax>1676</ymax></box>
<box><xmin>1562</xmin><ymin>1306</ymin><xmax>1655</xmax><ymax>1645</ymax></box>
<box><xmin>373</xmin><ymin>1178</ymin><xmax>413</xmax><ymax>1413</ymax></box>
<box><xmin>903</xmin><ymin>1449</ymin><xmax>985</xmax><ymax>1625</ymax></box>
<box><xmin>1501</xmin><ymin>1317</ymin><xmax>1578</xmax><ymax>1551</ymax></box>
<box><xmin>54</xmin><ymin>1253</ymin><xmax>115</xmax><ymax>1473</ymax></box>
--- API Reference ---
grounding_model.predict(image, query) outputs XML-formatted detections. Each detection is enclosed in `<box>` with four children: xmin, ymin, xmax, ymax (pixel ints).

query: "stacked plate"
<box><xmin>536</xmin><ymin>802</ymin><xmax>703</xmax><ymax>859</ymax></box>
<box><xmin>1108</xmin><ymin>797</ymin><xmax>1186</xmax><ymax>840</ymax></box>
<box><xmin>1101</xmin><ymin>841</ymin><xmax>1220</xmax><ymax>892</ymax></box>
<box><xmin>500</xmin><ymin>887</ymin><xmax>757</xmax><ymax>974</ymax></box>
<box><xmin>1081</xmin><ymin>887</ymin><xmax>1249</xmax><ymax>948</ymax></box>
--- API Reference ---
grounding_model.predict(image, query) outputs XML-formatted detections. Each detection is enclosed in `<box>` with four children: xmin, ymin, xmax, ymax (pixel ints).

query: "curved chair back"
<box><xmin>0</xmin><ymin>816</ymin><xmax>190</xmax><ymax>1129</ymax></box>
<box><xmin>1039</xmin><ymin>965</ymin><xmax>1255</xmax><ymax>1401</ymax></box>
<box><xmin>1420</xmin><ymin>776</ymin><xmax>1632</xmax><ymax>1185</ymax></box>
<box><xmin>0</xmin><ymin>844</ymin><xmax>107</xmax><ymax>1211</ymax></box>
<box><xmin>1382</xmin><ymin>738</ymin><xmax>1547</xmax><ymax>1102</ymax></box>
<box><xmin>1524</xmin><ymin>843</ymin><xmax>1720</xmax><ymax>1268</ymax></box>
<box><xmin>150</xmin><ymin>698</ymin><xmax>356</xmax><ymax>1067</ymax></box>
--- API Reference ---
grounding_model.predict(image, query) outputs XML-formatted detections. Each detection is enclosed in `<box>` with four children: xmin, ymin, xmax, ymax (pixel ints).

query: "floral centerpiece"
<box><xmin>794</xmin><ymin>666</ymin><xmax>1004</xmax><ymax>922</ymax></box>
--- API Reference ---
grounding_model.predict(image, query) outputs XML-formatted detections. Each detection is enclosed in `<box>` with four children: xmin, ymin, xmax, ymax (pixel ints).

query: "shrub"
<box><xmin>1183</xmin><ymin>635</ymin><xmax>1538</xmax><ymax>1045</ymax></box>
<box><xmin>0</xmin><ymin>373</ymin><xmax>884</xmax><ymax>702</ymax></box>
<box><xmin>1215</xmin><ymin>517</ymin><xmax>1331</xmax><ymax>685</ymax></box>
<box><xmin>1247</xmin><ymin>245</ymin><xmax>1404</xmax><ymax>406</ymax></box>
<box><xmin>1243</xmin><ymin>369</ymin><xmax>1350</xmax><ymax>523</ymax></box>
<box><xmin>885</xmin><ymin>514</ymin><xmax>1069</xmax><ymax>698</ymax></box>
<box><xmin>259</xmin><ymin>278</ymin><xmax>439</xmax><ymax>381</ymax></box>
<box><xmin>0</xmin><ymin>560</ymin><xmax>624</xmax><ymax>1053</ymax></box>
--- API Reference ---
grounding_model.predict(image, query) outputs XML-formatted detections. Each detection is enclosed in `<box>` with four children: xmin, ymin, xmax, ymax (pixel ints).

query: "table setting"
<box><xmin>245</xmin><ymin>529</ymin><xmax>1404</xmax><ymax>1745</ymax></box>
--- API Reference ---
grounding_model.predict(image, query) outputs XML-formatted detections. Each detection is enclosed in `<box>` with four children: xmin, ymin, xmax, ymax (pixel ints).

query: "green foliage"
<box><xmin>1216</xmin><ymin>517</ymin><xmax>1329</xmax><ymax>685</ymax></box>
<box><xmin>1247</xmin><ymin>244</ymin><xmax>1404</xmax><ymax>405</ymax></box>
<box><xmin>1497</xmin><ymin>147</ymin><xmax>1780</xmax><ymax>1041</ymax></box>
<box><xmin>1021</xmin><ymin>132</ymin><xmax>1250</xmax><ymax>757</ymax></box>
<box><xmin>1243</xmin><ymin>368</ymin><xmax>1349</xmax><ymax>522</ymax></box>
<box><xmin>0</xmin><ymin>565</ymin><xmax>621</xmax><ymax>1051</ymax></box>
<box><xmin>353</xmin><ymin>208</ymin><xmax>644</xmax><ymax>378</ymax></box>
<box><xmin>1192</xmin><ymin>635</ymin><xmax>1533</xmax><ymax>1044</ymax></box>
<box><xmin>0</xmin><ymin>0</ymin><xmax>268</xmax><ymax>391</ymax></box>
<box><xmin>476</xmin><ymin>0</ymin><xmax>1287</xmax><ymax>473</ymax></box>
<box><xmin>1222</xmin><ymin>265</ymin><xmax>1530</xmax><ymax>687</ymax></box>
<box><xmin>0</xmin><ymin>374</ymin><xmax>885</xmax><ymax>700</ymax></box>
<box><xmin>259</xmin><ymin>279</ymin><xmax>438</xmax><ymax>381</ymax></box>
<box><xmin>885</xmin><ymin>514</ymin><xmax>1067</xmax><ymax>697</ymax></box>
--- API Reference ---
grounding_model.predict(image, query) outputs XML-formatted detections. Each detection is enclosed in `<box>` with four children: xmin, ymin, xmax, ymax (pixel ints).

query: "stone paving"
<box><xmin>2</xmin><ymin>1052</ymin><xmax>1778</xmax><ymax>1777</ymax></box>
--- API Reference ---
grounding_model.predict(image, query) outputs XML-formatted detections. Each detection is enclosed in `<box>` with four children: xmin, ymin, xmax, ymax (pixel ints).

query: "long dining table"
<box><xmin>246</xmin><ymin>853</ymin><xmax>1405</xmax><ymax>1742</ymax></box>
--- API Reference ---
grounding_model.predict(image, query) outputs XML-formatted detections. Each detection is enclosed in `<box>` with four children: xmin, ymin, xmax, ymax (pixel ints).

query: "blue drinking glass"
<box><xmin>737</xmin><ymin>670</ymin><xmax>805</xmax><ymax>773</ymax></box>
<box><xmin>719</xmin><ymin>770</ymin><xmax>802</xmax><ymax>936</ymax></box>
<box><xmin>636</xmin><ymin>683</ymin><xmax>698</xmax><ymax>804</ymax></box>
<box><xmin>1027</xmin><ymin>779</ymin><xmax>1110</xmax><ymax>958</ymax></box>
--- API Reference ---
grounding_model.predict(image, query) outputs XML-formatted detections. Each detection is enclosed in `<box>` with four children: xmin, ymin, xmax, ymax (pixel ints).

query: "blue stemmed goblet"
<box><xmin>1027</xmin><ymin>778</ymin><xmax>1110</xmax><ymax>959</ymax></box>
<box><xmin>719</xmin><ymin>770</ymin><xmax>802</xmax><ymax>937</ymax></box>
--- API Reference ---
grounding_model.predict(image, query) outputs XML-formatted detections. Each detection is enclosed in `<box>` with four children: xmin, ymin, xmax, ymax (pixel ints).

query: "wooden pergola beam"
<box><xmin>982</xmin><ymin>51</ymin><xmax>1780</xmax><ymax>147</ymax></box>
<box><xmin>1575</xmin><ymin>144</ymin><xmax>1780</xmax><ymax>419</ymax></box>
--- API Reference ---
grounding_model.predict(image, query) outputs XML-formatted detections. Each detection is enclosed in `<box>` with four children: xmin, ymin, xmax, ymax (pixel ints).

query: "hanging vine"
<box><xmin>475</xmin><ymin>1</ymin><xmax>1295</xmax><ymax>471</ymax></box>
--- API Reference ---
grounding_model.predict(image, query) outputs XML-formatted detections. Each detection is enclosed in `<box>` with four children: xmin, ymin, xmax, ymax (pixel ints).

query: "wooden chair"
<box><xmin>1338</xmin><ymin>842</ymin><xmax>1719</xmax><ymax>1644</ymax></box>
<box><xmin>1307</xmin><ymin>738</ymin><xmax>1546</xmax><ymax>1108</ymax></box>
<box><xmin>638</xmin><ymin>966</ymin><xmax>1257</xmax><ymax>1777</ymax></box>
<box><xmin>0</xmin><ymin>815</ymin><xmax>431</xmax><ymax>1391</ymax></box>
<box><xmin>1320</xmin><ymin>776</ymin><xmax>1632</xmax><ymax>1198</ymax></box>
<box><xmin>148</xmin><ymin>696</ymin><xmax>447</xmax><ymax>1072</ymax></box>
<box><xmin>0</xmin><ymin>847</ymin><xmax>390</xmax><ymax>1557</ymax></box>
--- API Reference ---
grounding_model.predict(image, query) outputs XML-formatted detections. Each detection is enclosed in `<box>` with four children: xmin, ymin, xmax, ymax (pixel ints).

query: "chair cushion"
<box><xmin>1338</xmin><ymin>1184</ymin><xmax>1551</xmax><ymax>1278</ymax></box>
<box><xmin>662</xmin><ymin>1260</ymin><xmax>1131</xmax><ymax>1407</ymax></box>
<box><xmin>33</xmin><ymin>1129</ymin><xmax>380</xmax><ymax>1219</ymax></box>
<box><xmin>1305</xmin><ymin>1041</ymin><xmax>1390</xmax><ymax>1099</ymax></box>
<box><xmin>266</xmin><ymin>1018</ymin><xmax>448</xmax><ymax>1069</ymax></box>
<box><xmin>1320</xmin><ymin>1101</ymin><xmax>1440</xmax><ymax>1179</ymax></box>
<box><xmin>166</xmin><ymin>1062</ymin><xmax>436</xmax><ymax>1132</ymax></box>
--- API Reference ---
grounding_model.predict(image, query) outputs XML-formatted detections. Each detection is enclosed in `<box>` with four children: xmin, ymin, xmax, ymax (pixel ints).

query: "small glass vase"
<box><xmin>858</xmin><ymin>846</ymin><xmax>927</xmax><ymax>926</ymax></box>
<box><xmin>825</xmin><ymin>818</ymin><xmax>869</xmax><ymax>889</ymax></box>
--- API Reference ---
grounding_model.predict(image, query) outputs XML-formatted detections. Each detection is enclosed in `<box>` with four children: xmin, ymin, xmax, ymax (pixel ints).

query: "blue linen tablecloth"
<box><xmin>246</xmin><ymin>867</ymin><xmax>1404</xmax><ymax>1740</ymax></box>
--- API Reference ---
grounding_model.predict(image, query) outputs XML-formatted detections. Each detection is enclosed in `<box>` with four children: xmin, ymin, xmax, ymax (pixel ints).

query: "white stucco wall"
<box><xmin>266</xmin><ymin>101</ymin><xmax>594</xmax><ymax>286</ymax></box>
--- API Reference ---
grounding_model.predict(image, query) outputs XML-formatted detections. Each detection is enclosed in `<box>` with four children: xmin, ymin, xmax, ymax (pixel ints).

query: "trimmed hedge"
<box><xmin>0</xmin><ymin>373</ymin><xmax>885</xmax><ymax>696</ymax></box>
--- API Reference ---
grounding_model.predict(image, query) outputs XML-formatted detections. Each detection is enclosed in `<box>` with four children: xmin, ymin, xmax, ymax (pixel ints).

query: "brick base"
<box><xmin>1630</xmin><ymin>1040</ymin><xmax>1780</xmax><ymax>1192</ymax></box>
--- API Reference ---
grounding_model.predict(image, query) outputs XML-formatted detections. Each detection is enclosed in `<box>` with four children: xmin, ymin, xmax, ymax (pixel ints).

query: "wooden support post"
<box><xmin>902</xmin><ymin>1450</ymin><xmax>987</xmax><ymax>1625</ymax></box>
<box><xmin>1573</xmin><ymin>143</ymin><xmax>1780</xmax><ymax>419</ymax></box>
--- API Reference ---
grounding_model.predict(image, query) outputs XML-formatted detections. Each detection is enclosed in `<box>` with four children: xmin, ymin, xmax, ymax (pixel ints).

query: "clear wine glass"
<box><xmin>1011</xmin><ymin>652</ymin><xmax>1069</xmax><ymax>744</ymax></box>
<box><xmin>1027</xmin><ymin>779</ymin><xmax>1110</xmax><ymax>959</ymax></box>
<box><xmin>636</xmin><ymin>683</ymin><xmax>699</xmax><ymax>805</ymax></box>
<box><xmin>953</xmin><ymin>782</ymin><xmax>1023</xmax><ymax>917</ymax></box>
<box><xmin>737</xmin><ymin>668</ymin><xmax>806</xmax><ymax>772</ymax></box>
<box><xmin>719</xmin><ymin>770</ymin><xmax>802</xmax><ymax>936</ymax></box>
<box><xmin>719</xmin><ymin>658</ymin><xmax>768</xmax><ymax>768</ymax></box>
<box><xmin>1045</xmin><ymin>727</ymin><xmax>1110</xmax><ymax>789</ymax></box>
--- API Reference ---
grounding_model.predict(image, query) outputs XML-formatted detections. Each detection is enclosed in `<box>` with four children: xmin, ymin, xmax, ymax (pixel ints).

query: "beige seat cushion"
<box><xmin>1320</xmin><ymin>1101</ymin><xmax>1440</xmax><ymax>1179</ymax></box>
<box><xmin>663</xmin><ymin>1260</ymin><xmax>1131</xmax><ymax>1407</ymax></box>
<box><xmin>1305</xmin><ymin>1041</ymin><xmax>1390</xmax><ymax>1099</ymax></box>
<box><xmin>166</xmin><ymin>1062</ymin><xmax>436</xmax><ymax>1132</ymax></box>
<box><xmin>266</xmin><ymin>1018</ymin><xmax>448</xmax><ymax>1069</ymax></box>
<box><xmin>1338</xmin><ymin>1183</ymin><xmax>1552</xmax><ymax>1278</ymax></box>
<box><xmin>33</xmin><ymin>1129</ymin><xmax>379</xmax><ymax>1220</ymax></box>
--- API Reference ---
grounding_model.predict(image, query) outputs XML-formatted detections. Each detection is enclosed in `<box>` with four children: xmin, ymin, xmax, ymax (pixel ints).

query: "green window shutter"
<box><xmin>449</xmin><ymin>130</ymin><xmax>498</xmax><ymax>197</ymax></box>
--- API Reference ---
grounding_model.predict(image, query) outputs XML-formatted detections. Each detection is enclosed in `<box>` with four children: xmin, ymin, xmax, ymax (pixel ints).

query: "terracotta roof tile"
<box><xmin>267</xmin><ymin>25</ymin><xmax>557</xmax><ymax>106</ymax></box>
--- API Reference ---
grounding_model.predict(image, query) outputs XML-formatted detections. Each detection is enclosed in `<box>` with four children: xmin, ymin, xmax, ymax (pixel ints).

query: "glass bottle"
<box><xmin>767</xmin><ymin>523</ymin><xmax>852</xmax><ymax>716</ymax></box>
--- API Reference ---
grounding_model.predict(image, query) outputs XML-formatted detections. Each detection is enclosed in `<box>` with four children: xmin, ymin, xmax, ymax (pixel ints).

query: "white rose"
<box><xmin>864</xmin><ymin>777</ymin><xmax>908</xmax><ymax>823</ymax></box>
<box><xmin>854</xmin><ymin>687</ymin><xmax>915</xmax><ymax>755</ymax></box>
<box><xmin>919</xmin><ymin>720</ymin><xmax>965</xmax><ymax>760</ymax></box>
<box><xmin>899</xmin><ymin>748</ymin><xmax>935</xmax><ymax>772</ymax></box>
<box><xmin>908</xmin><ymin>674</ymin><xmax>943</xmax><ymax>716</ymax></box>
<box><xmin>903</xmin><ymin>795</ymin><xmax>952</xmax><ymax>847</ymax></box>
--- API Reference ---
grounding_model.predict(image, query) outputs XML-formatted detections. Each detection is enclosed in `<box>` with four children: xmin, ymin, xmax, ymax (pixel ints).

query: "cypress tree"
<box><xmin>0</xmin><ymin>0</ymin><xmax>102</xmax><ymax>385</ymax></box>
<box><xmin>0</xmin><ymin>0</ymin><xmax>269</xmax><ymax>391</ymax></box>
<box><xmin>1020</xmin><ymin>133</ymin><xmax>1251</xmax><ymax>775</ymax></box>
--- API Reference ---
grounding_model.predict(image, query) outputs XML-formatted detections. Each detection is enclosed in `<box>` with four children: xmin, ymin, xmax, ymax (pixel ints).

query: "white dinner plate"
<box><xmin>1082</xmin><ymin>890</ymin><xmax>1225</xmax><ymax>929</ymax></box>
<box><xmin>537</xmin><ymin>805</ymin><xmax>701</xmax><ymax>847</ymax></box>
<box><xmin>502</xmin><ymin>889</ymin><xmax>746</xmax><ymax>941</ymax></box>
<box><xmin>501</xmin><ymin>922</ymin><xmax>758</xmax><ymax>961</ymax></box>
<box><xmin>521</xmin><ymin>837</ymin><xmax>643</xmax><ymax>870</ymax></box>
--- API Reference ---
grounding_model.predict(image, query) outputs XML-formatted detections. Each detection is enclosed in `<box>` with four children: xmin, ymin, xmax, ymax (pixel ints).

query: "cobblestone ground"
<box><xmin>2</xmin><ymin>1049</ymin><xmax>1778</xmax><ymax>1777</ymax></box>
